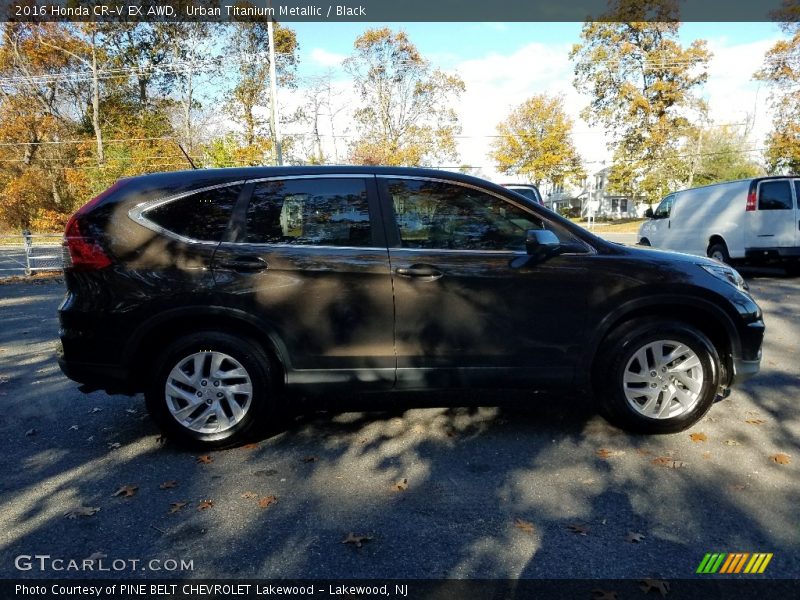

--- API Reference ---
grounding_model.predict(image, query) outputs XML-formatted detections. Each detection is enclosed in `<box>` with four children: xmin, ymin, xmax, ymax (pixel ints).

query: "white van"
<box><xmin>638</xmin><ymin>177</ymin><xmax>800</xmax><ymax>272</ymax></box>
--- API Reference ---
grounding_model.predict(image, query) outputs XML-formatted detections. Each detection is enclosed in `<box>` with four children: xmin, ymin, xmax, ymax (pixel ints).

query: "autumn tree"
<box><xmin>687</xmin><ymin>124</ymin><xmax>762</xmax><ymax>186</ymax></box>
<box><xmin>490</xmin><ymin>94</ymin><xmax>585</xmax><ymax>187</ymax></box>
<box><xmin>571</xmin><ymin>0</ymin><xmax>710</xmax><ymax>201</ymax></box>
<box><xmin>755</xmin><ymin>7</ymin><xmax>800</xmax><ymax>174</ymax></box>
<box><xmin>344</xmin><ymin>28</ymin><xmax>465</xmax><ymax>166</ymax></box>
<box><xmin>222</xmin><ymin>20</ymin><xmax>298</xmax><ymax>165</ymax></box>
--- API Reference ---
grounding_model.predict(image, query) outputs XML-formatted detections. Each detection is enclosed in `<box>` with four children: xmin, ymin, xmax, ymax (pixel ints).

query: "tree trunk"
<box><xmin>90</xmin><ymin>29</ymin><xmax>104</xmax><ymax>165</ymax></box>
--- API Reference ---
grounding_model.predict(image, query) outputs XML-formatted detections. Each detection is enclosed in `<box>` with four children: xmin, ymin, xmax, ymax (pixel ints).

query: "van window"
<box><xmin>654</xmin><ymin>195</ymin><xmax>674</xmax><ymax>219</ymax></box>
<box><xmin>758</xmin><ymin>180</ymin><xmax>792</xmax><ymax>211</ymax></box>
<box><xmin>795</xmin><ymin>181</ymin><xmax>800</xmax><ymax>207</ymax></box>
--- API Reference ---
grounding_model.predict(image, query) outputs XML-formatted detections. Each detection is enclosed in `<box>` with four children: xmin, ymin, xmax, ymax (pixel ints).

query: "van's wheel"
<box><xmin>597</xmin><ymin>320</ymin><xmax>720</xmax><ymax>434</ymax></box>
<box><xmin>639</xmin><ymin>238</ymin><xmax>651</xmax><ymax>246</ymax></box>
<box><xmin>707</xmin><ymin>242</ymin><xmax>730</xmax><ymax>264</ymax></box>
<box><xmin>145</xmin><ymin>331</ymin><xmax>275</xmax><ymax>448</ymax></box>
<box><xmin>785</xmin><ymin>262</ymin><xmax>800</xmax><ymax>277</ymax></box>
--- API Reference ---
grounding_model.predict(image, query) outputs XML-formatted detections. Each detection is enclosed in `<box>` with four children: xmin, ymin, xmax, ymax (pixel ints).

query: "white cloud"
<box><xmin>309</xmin><ymin>48</ymin><xmax>347</xmax><ymax>68</ymax></box>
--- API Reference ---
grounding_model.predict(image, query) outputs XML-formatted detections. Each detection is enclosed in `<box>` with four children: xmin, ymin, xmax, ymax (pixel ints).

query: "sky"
<box><xmin>273</xmin><ymin>22</ymin><xmax>787</xmax><ymax>184</ymax></box>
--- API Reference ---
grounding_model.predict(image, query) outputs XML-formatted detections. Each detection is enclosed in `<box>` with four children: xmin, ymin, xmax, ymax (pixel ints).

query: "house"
<box><xmin>584</xmin><ymin>167</ymin><xmax>646</xmax><ymax>219</ymax></box>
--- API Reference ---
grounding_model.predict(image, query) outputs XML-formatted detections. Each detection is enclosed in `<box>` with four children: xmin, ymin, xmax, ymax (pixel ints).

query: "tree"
<box><xmin>490</xmin><ymin>94</ymin><xmax>585</xmax><ymax>187</ymax></box>
<box><xmin>223</xmin><ymin>20</ymin><xmax>298</xmax><ymax>155</ymax></box>
<box><xmin>687</xmin><ymin>125</ymin><xmax>762</xmax><ymax>186</ymax></box>
<box><xmin>755</xmin><ymin>13</ymin><xmax>800</xmax><ymax>174</ymax></box>
<box><xmin>571</xmin><ymin>0</ymin><xmax>710</xmax><ymax>201</ymax></box>
<box><xmin>344</xmin><ymin>28</ymin><xmax>465</xmax><ymax>166</ymax></box>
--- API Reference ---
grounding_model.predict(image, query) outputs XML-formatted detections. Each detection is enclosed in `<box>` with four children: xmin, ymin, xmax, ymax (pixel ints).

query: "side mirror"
<box><xmin>526</xmin><ymin>229</ymin><xmax>561</xmax><ymax>258</ymax></box>
<box><xmin>644</xmin><ymin>207</ymin><xmax>654</xmax><ymax>219</ymax></box>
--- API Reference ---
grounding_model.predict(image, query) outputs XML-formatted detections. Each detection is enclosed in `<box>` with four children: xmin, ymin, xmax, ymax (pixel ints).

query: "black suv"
<box><xmin>58</xmin><ymin>167</ymin><xmax>764</xmax><ymax>447</ymax></box>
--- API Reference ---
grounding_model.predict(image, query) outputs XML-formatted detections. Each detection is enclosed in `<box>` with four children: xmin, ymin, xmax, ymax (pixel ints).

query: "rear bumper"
<box><xmin>57</xmin><ymin>343</ymin><xmax>132</xmax><ymax>394</ymax></box>
<box><xmin>744</xmin><ymin>247</ymin><xmax>800</xmax><ymax>260</ymax></box>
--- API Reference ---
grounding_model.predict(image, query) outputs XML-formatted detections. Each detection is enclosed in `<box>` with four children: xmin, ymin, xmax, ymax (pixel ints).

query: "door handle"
<box><xmin>395</xmin><ymin>264</ymin><xmax>443</xmax><ymax>281</ymax></box>
<box><xmin>217</xmin><ymin>256</ymin><xmax>269</xmax><ymax>273</ymax></box>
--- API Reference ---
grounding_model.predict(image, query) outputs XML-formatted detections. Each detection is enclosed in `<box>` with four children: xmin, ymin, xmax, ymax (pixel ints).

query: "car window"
<box><xmin>758</xmin><ymin>180</ymin><xmax>792</xmax><ymax>211</ymax></box>
<box><xmin>387</xmin><ymin>179</ymin><xmax>575</xmax><ymax>251</ymax></box>
<box><xmin>245</xmin><ymin>178</ymin><xmax>371</xmax><ymax>246</ymax></box>
<box><xmin>509</xmin><ymin>187</ymin><xmax>537</xmax><ymax>202</ymax></box>
<box><xmin>654</xmin><ymin>195</ymin><xmax>674</xmax><ymax>219</ymax></box>
<box><xmin>146</xmin><ymin>185</ymin><xmax>241</xmax><ymax>242</ymax></box>
<box><xmin>795</xmin><ymin>180</ymin><xmax>799</xmax><ymax>208</ymax></box>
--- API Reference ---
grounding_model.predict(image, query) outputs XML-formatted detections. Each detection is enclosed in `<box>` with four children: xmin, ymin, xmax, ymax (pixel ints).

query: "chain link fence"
<box><xmin>0</xmin><ymin>233</ymin><xmax>64</xmax><ymax>277</ymax></box>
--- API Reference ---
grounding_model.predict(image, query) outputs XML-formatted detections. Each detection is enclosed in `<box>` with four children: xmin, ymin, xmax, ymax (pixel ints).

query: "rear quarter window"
<box><xmin>758</xmin><ymin>180</ymin><xmax>792</xmax><ymax>211</ymax></box>
<box><xmin>145</xmin><ymin>185</ymin><xmax>242</xmax><ymax>242</ymax></box>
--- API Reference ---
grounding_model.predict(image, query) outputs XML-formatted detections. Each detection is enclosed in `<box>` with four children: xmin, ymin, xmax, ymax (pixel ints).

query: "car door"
<box><xmin>750</xmin><ymin>179</ymin><xmax>795</xmax><ymax>248</ymax></box>
<box><xmin>647</xmin><ymin>194</ymin><xmax>674</xmax><ymax>248</ymax></box>
<box><xmin>211</xmin><ymin>175</ymin><xmax>396</xmax><ymax>389</ymax></box>
<box><xmin>378</xmin><ymin>175</ymin><xmax>594</xmax><ymax>389</ymax></box>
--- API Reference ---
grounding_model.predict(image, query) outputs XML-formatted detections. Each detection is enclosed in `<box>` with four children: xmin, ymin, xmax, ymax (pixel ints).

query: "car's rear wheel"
<box><xmin>707</xmin><ymin>241</ymin><xmax>731</xmax><ymax>264</ymax></box>
<box><xmin>597</xmin><ymin>320</ymin><xmax>720</xmax><ymax>434</ymax></box>
<box><xmin>145</xmin><ymin>331</ymin><xmax>274</xmax><ymax>447</ymax></box>
<box><xmin>639</xmin><ymin>238</ymin><xmax>651</xmax><ymax>246</ymax></box>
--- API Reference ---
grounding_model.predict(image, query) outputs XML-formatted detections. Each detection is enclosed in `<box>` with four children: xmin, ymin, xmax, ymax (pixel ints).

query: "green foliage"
<box><xmin>690</xmin><ymin>126</ymin><xmax>762</xmax><ymax>186</ymax></box>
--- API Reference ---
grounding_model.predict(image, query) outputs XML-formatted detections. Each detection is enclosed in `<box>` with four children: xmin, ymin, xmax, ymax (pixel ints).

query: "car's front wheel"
<box><xmin>145</xmin><ymin>331</ymin><xmax>274</xmax><ymax>447</ymax></box>
<box><xmin>598</xmin><ymin>320</ymin><xmax>720</xmax><ymax>434</ymax></box>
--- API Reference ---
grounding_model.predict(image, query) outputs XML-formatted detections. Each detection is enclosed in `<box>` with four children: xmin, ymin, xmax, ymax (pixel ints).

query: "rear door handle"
<box><xmin>395</xmin><ymin>264</ymin><xmax>443</xmax><ymax>281</ymax></box>
<box><xmin>217</xmin><ymin>256</ymin><xmax>268</xmax><ymax>273</ymax></box>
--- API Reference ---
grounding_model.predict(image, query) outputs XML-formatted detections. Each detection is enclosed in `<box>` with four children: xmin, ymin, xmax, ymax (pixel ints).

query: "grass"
<box><xmin>569</xmin><ymin>217</ymin><xmax>645</xmax><ymax>233</ymax></box>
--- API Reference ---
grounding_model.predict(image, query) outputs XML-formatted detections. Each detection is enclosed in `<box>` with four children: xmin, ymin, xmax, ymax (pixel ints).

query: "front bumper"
<box><xmin>730</xmin><ymin>356</ymin><xmax>761</xmax><ymax>385</ymax></box>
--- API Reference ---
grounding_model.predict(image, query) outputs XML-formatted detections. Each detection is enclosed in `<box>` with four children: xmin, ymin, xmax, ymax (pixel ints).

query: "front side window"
<box><xmin>387</xmin><ymin>179</ymin><xmax>577</xmax><ymax>251</ymax></box>
<box><xmin>146</xmin><ymin>185</ymin><xmax>241</xmax><ymax>242</ymax></box>
<box><xmin>654</xmin><ymin>195</ymin><xmax>674</xmax><ymax>219</ymax></box>
<box><xmin>758</xmin><ymin>180</ymin><xmax>793</xmax><ymax>211</ymax></box>
<box><xmin>245</xmin><ymin>178</ymin><xmax>371</xmax><ymax>246</ymax></box>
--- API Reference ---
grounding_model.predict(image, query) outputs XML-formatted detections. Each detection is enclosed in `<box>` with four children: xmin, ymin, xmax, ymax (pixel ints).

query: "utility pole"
<box><xmin>267</xmin><ymin>17</ymin><xmax>283</xmax><ymax>165</ymax></box>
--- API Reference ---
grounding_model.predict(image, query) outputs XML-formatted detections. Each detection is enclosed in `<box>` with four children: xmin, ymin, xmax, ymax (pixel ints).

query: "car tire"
<box><xmin>707</xmin><ymin>242</ymin><xmax>731</xmax><ymax>264</ymax></box>
<box><xmin>145</xmin><ymin>331</ymin><xmax>275</xmax><ymax>448</ymax></box>
<box><xmin>639</xmin><ymin>238</ymin><xmax>651</xmax><ymax>246</ymax></box>
<box><xmin>597</xmin><ymin>320</ymin><xmax>720</xmax><ymax>434</ymax></box>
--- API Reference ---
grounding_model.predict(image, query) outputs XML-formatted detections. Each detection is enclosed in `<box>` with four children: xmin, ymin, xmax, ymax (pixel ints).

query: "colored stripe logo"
<box><xmin>696</xmin><ymin>552</ymin><xmax>773</xmax><ymax>574</ymax></box>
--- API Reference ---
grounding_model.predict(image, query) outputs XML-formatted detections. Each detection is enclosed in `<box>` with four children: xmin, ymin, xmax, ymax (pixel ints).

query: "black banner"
<box><xmin>3</xmin><ymin>579</ymin><xmax>800</xmax><ymax>600</ymax></box>
<box><xmin>0</xmin><ymin>0</ymin><xmax>797</xmax><ymax>23</ymax></box>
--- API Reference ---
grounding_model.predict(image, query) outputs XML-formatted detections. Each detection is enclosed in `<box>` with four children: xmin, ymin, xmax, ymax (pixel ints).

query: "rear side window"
<box><xmin>245</xmin><ymin>178</ymin><xmax>371</xmax><ymax>246</ymax></box>
<box><xmin>758</xmin><ymin>180</ymin><xmax>792</xmax><ymax>210</ymax></box>
<box><xmin>146</xmin><ymin>185</ymin><xmax>241</xmax><ymax>241</ymax></box>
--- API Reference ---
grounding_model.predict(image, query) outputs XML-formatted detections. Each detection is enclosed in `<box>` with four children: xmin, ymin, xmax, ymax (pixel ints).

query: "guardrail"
<box><xmin>0</xmin><ymin>233</ymin><xmax>64</xmax><ymax>276</ymax></box>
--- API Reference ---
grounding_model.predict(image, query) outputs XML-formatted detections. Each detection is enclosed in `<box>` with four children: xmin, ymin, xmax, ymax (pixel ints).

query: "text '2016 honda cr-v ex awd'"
<box><xmin>58</xmin><ymin>167</ymin><xmax>764</xmax><ymax>447</ymax></box>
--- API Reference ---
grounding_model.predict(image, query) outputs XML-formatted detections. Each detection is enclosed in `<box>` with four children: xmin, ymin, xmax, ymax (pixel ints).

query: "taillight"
<box><xmin>746</xmin><ymin>189</ymin><xmax>757</xmax><ymax>212</ymax></box>
<box><xmin>62</xmin><ymin>180</ymin><xmax>127</xmax><ymax>270</ymax></box>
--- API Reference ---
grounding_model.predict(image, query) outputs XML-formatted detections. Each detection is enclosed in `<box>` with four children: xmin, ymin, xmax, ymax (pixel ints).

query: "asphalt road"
<box><xmin>0</xmin><ymin>273</ymin><xmax>798</xmax><ymax>582</ymax></box>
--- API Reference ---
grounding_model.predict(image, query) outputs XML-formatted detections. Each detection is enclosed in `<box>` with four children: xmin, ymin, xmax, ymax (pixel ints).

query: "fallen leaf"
<box><xmin>651</xmin><ymin>456</ymin><xmax>688</xmax><ymax>469</ymax></box>
<box><xmin>394</xmin><ymin>478</ymin><xmax>408</xmax><ymax>491</ymax></box>
<box><xmin>197</xmin><ymin>500</ymin><xmax>214</xmax><ymax>510</ymax></box>
<box><xmin>68</xmin><ymin>425</ymin><xmax>79</xmax><ymax>431</ymax></box>
<box><xmin>258</xmin><ymin>495</ymin><xmax>278</xmax><ymax>508</ymax></box>
<box><xmin>771</xmin><ymin>453</ymin><xmax>791</xmax><ymax>465</ymax></box>
<box><xmin>89</xmin><ymin>407</ymin><xmax>102</xmax><ymax>414</ymax></box>
<box><xmin>625</xmin><ymin>531</ymin><xmax>645</xmax><ymax>543</ymax></box>
<box><xmin>159</xmin><ymin>481</ymin><xmax>178</xmax><ymax>490</ymax></box>
<box><xmin>636</xmin><ymin>448</ymin><xmax>653</xmax><ymax>456</ymax></box>
<box><xmin>25</xmin><ymin>428</ymin><xmax>36</xmax><ymax>437</ymax></box>
<box><xmin>65</xmin><ymin>506</ymin><xmax>100</xmax><ymax>519</ymax></box>
<box><xmin>107</xmin><ymin>442</ymin><xmax>121</xmax><ymax>449</ymax></box>
<box><xmin>301</xmin><ymin>456</ymin><xmax>318</xmax><ymax>463</ymax></box>
<box><xmin>112</xmin><ymin>485</ymin><xmax>138</xmax><ymax>498</ymax></box>
<box><xmin>745</xmin><ymin>419</ymin><xmax>765</xmax><ymax>425</ymax></box>
<box><xmin>702</xmin><ymin>451</ymin><xmax>712</xmax><ymax>460</ymax></box>
<box><xmin>514</xmin><ymin>519</ymin><xmax>535</xmax><ymax>534</ymax></box>
<box><xmin>639</xmin><ymin>579</ymin><xmax>670</xmax><ymax>597</ymax></box>
<box><xmin>169</xmin><ymin>502</ymin><xmax>188</xmax><ymax>514</ymax></box>
<box><xmin>196</xmin><ymin>455</ymin><xmax>213</xmax><ymax>464</ymax></box>
<box><xmin>242</xmin><ymin>443</ymin><xmax>259</xmax><ymax>450</ymax></box>
<box><xmin>729</xmin><ymin>483</ymin><xmax>748</xmax><ymax>491</ymax></box>
<box><xmin>592</xmin><ymin>590</ymin><xmax>619</xmax><ymax>600</ymax></box>
<box><xmin>241</xmin><ymin>491</ymin><xmax>257</xmax><ymax>499</ymax></box>
<box><xmin>689</xmin><ymin>432</ymin><xmax>707</xmax><ymax>442</ymax></box>
<box><xmin>723</xmin><ymin>439</ymin><xmax>741</xmax><ymax>446</ymax></box>
<box><xmin>342</xmin><ymin>532</ymin><xmax>372</xmax><ymax>547</ymax></box>
<box><xmin>567</xmin><ymin>523</ymin><xmax>589</xmax><ymax>535</ymax></box>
